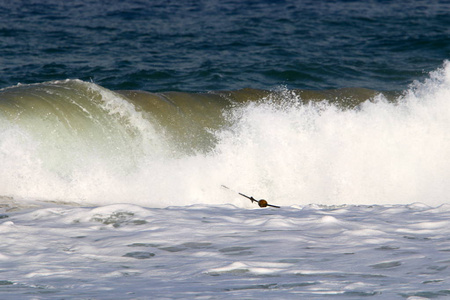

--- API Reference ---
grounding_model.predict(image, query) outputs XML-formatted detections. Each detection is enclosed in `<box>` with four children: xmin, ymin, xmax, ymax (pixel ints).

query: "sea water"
<box><xmin>1</xmin><ymin>0</ymin><xmax>450</xmax><ymax>299</ymax></box>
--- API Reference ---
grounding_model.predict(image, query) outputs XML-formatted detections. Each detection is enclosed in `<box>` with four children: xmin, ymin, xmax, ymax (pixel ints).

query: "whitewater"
<box><xmin>0</xmin><ymin>61</ymin><xmax>449</xmax><ymax>298</ymax></box>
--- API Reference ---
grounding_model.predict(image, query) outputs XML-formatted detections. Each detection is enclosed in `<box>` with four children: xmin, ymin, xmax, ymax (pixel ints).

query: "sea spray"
<box><xmin>216</xmin><ymin>63</ymin><xmax>450</xmax><ymax>207</ymax></box>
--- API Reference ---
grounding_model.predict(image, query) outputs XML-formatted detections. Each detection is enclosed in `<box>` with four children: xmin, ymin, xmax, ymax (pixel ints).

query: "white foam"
<box><xmin>215</xmin><ymin>61</ymin><xmax>450</xmax><ymax>207</ymax></box>
<box><xmin>0</xmin><ymin>200</ymin><xmax>449</xmax><ymax>298</ymax></box>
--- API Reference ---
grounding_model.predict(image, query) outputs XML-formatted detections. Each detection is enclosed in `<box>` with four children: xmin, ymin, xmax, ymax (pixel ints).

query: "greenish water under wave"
<box><xmin>0</xmin><ymin>79</ymin><xmax>394</xmax><ymax>159</ymax></box>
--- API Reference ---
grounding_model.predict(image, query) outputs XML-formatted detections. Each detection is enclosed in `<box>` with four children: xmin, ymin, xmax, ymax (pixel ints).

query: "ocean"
<box><xmin>1</xmin><ymin>0</ymin><xmax>450</xmax><ymax>299</ymax></box>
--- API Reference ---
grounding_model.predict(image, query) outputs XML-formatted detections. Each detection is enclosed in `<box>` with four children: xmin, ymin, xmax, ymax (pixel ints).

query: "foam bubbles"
<box><xmin>215</xmin><ymin>61</ymin><xmax>450</xmax><ymax>207</ymax></box>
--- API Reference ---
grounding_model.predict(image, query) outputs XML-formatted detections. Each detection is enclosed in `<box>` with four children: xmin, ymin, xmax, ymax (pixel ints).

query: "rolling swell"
<box><xmin>0</xmin><ymin>79</ymin><xmax>391</xmax><ymax>158</ymax></box>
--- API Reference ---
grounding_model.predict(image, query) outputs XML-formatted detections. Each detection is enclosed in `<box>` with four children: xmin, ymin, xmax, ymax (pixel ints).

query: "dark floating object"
<box><xmin>222</xmin><ymin>185</ymin><xmax>280</xmax><ymax>208</ymax></box>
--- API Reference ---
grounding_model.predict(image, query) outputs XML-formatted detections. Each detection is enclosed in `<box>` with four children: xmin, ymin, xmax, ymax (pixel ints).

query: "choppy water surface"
<box><xmin>1</xmin><ymin>201</ymin><xmax>450</xmax><ymax>299</ymax></box>
<box><xmin>1</xmin><ymin>0</ymin><xmax>449</xmax><ymax>91</ymax></box>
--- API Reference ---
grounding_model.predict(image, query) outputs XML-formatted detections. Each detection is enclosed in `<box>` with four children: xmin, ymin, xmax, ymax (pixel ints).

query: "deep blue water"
<box><xmin>0</xmin><ymin>0</ymin><xmax>449</xmax><ymax>92</ymax></box>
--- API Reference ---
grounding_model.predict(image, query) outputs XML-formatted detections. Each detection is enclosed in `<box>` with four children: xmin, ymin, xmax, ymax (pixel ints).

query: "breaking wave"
<box><xmin>1</xmin><ymin>61</ymin><xmax>450</xmax><ymax>207</ymax></box>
